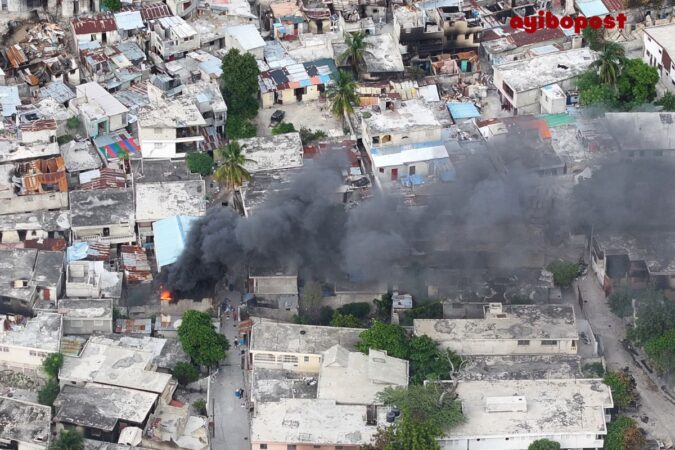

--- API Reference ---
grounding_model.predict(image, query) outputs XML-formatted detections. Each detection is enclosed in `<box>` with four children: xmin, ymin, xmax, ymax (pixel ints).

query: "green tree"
<box><xmin>178</xmin><ymin>310</ymin><xmax>229</xmax><ymax>367</ymax></box>
<box><xmin>408</xmin><ymin>335</ymin><xmax>460</xmax><ymax>385</ymax></box>
<box><xmin>546</xmin><ymin>260</ymin><xmax>579</xmax><ymax>287</ymax></box>
<box><xmin>338</xmin><ymin>32</ymin><xmax>367</xmax><ymax>76</ymax></box>
<box><xmin>603</xmin><ymin>371</ymin><xmax>636</xmax><ymax>410</ymax></box>
<box><xmin>578</xmin><ymin>71</ymin><xmax>617</xmax><ymax>107</ymax></box>
<box><xmin>220</xmin><ymin>48</ymin><xmax>260</xmax><ymax>120</ymax></box>
<box><xmin>214</xmin><ymin>141</ymin><xmax>253</xmax><ymax>189</ymax></box>
<box><xmin>186</xmin><ymin>152</ymin><xmax>214</xmax><ymax>176</ymax></box>
<box><xmin>378</xmin><ymin>383</ymin><xmax>464</xmax><ymax>431</ymax></box>
<box><xmin>528</xmin><ymin>439</ymin><xmax>561</xmax><ymax>450</ymax></box>
<box><xmin>49</xmin><ymin>429</ymin><xmax>84</xmax><ymax>450</ymax></box>
<box><xmin>337</xmin><ymin>302</ymin><xmax>371</xmax><ymax>318</ymax></box>
<box><xmin>173</xmin><ymin>362</ymin><xmax>200</xmax><ymax>385</ymax></box>
<box><xmin>66</xmin><ymin>116</ymin><xmax>81</xmax><ymax>130</ymax></box>
<box><xmin>608</xmin><ymin>289</ymin><xmax>633</xmax><ymax>318</ymax></box>
<box><xmin>318</xmin><ymin>306</ymin><xmax>335</xmax><ymax>326</ymax></box>
<box><xmin>582</xmin><ymin>26</ymin><xmax>605</xmax><ymax>51</ymax></box>
<box><xmin>38</xmin><ymin>378</ymin><xmax>60</xmax><ymax>407</ymax></box>
<box><xmin>271</xmin><ymin>122</ymin><xmax>296</xmax><ymax>135</ymax></box>
<box><xmin>357</xmin><ymin>321</ymin><xmax>409</xmax><ymax>359</ymax></box>
<box><xmin>605</xmin><ymin>415</ymin><xmax>646</xmax><ymax>450</ymax></box>
<box><xmin>299</xmin><ymin>127</ymin><xmax>327</xmax><ymax>145</ymax></box>
<box><xmin>615</xmin><ymin>58</ymin><xmax>659</xmax><ymax>109</ymax></box>
<box><xmin>57</xmin><ymin>135</ymin><xmax>74</xmax><ymax>146</ymax></box>
<box><xmin>656</xmin><ymin>92</ymin><xmax>675</xmax><ymax>111</ymax></box>
<box><xmin>42</xmin><ymin>352</ymin><xmax>63</xmax><ymax>379</ymax></box>
<box><xmin>644</xmin><ymin>329</ymin><xmax>675</xmax><ymax>374</ymax></box>
<box><xmin>592</xmin><ymin>42</ymin><xmax>625</xmax><ymax>88</ymax></box>
<box><xmin>330</xmin><ymin>312</ymin><xmax>362</xmax><ymax>328</ymax></box>
<box><xmin>193</xmin><ymin>398</ymin><xmax>207</xmax><ymax>415</ymax></box>
<box><xmin>225</xmin><ymin>115</ymin><xmax>257</xmax><ymax>139</ymax></box>
<box><xmin>374</xmin><ymin>293</ymin><xmax>393</xmax><ymax>321</ymax></box>
<box><xmin>630</xmin><ymin>289</ymin><xmax>675</xmax><ymax>344</ymax></box>
<box><xmin>384</xmin><ymin>415</ymin><xmax>441</xmax><ymax>450</ymax></box>
<box><xmin>328</xmin><ymin>70</ymin><xmax>358</xmax><ymax>118</ymax></box>
<box><xmin>101</xmin><ymin>0</ymin><xmax>121</xmax><ymax>11</ymax></box>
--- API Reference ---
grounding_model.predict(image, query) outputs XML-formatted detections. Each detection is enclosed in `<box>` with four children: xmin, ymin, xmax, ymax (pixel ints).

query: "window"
<box><xmin>379</xmin><ymin>168</ymin><xmax>384</xmax><ymax>173</ymax></box>
<box><xmin>304</xmin><ymin>356</ymin><xmax>309</xmax><ymax>362</ymax></box>
<box><xmin>502</xmin><ymin>81</ymin><xmax>514</xmax><ymax>99</ymax></box>
<box><xmin>254</xmin><ymin>353</ymin><xmax>276</xmax><ymax>362</ymax></box>
<box><xmin>287</xmin><ymin>446</ymin><xmax>297</xmax><ymax>450</ymax></box>
<box><xmin>541</xmin><ymin>340</ymin><xmax>558</xmax><ymax>346</ymax></box>
<box><xmin>409</xmin><ymin>165</ymin><xmax>416</xmax><ymax>175</ymax></box>
<box><xmin>517</xmin><ymin>340</ymin><xmax>530</xmax><ymax>346</ymax></box>
<box><xmin>260</xmin><ymin>445</ymin><xmax>268</xmax><ymax>450</ymax></box>
<box><xmin>279</xmin><ymin>355</ymin><xmax>299</xmax><ymax>363</ymax></box>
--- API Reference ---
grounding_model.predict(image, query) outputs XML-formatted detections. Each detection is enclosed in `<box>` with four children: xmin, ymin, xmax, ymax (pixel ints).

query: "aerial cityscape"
<box><xmin>0</xmin><ymin>0</ymin><xmax>674</xmax><ymax>448</ymax></box>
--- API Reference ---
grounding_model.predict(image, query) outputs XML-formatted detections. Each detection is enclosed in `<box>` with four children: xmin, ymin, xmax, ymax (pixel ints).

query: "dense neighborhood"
<box><xmin>0</xmin><ymin>0</ymin><xmax>675</xmax><ymax>448</ymax></box>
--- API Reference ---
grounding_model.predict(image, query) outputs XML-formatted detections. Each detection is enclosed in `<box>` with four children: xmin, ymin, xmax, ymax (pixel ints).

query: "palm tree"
<box><xmin>328</xmin><ymin>70</ymin><xmax>358</xmax><ymax>119</ymax></box>
<box><xmin>50</xmin><ymin>430</ymin><xmax>84</xmax><ymax>450</ymax></box>
<box><xmin>593</xmin><ymin>42</ymin><xmax>625</xmax><ymax>88</ymax></box>
<box><xmin>214</xmin><ymin>141</ymin><xmax>254</xmax><ymax>189</ymax></box>
<box><xmin>338</xmin><ymin>31</ymin><xmax>367</xmax><ymax>76</ymax></box>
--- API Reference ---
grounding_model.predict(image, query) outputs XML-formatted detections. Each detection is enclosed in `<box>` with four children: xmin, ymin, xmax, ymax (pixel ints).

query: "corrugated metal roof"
<box><xmin>157</xmin><ymin>16</ymin><xmax>196</xmax><ymax>39</ymax></box>
<box><xmin>0</xmin><ymin>86</ymin><xmax>21</xmax><ymax>117</ymax></box>
<box><xmin>114</xmin><ymin>11</ymin><xmax>144</xmax><ymax>31</ymax></box>
<box><xmin>447</xmin><ymin>102</ymin><xmax>481</xmax><ymax>120</ymax></box>
<box><xmin>138</xmin><ymin>2</ymin><xmax>172</xmax><ymax>20</ymax></box>
<box><xmin>153</xmin><ymin>216</ymin><xmax>199</xmax><ymax>269</ymax></box>
<box><xmin>226</xmin><ymin>24</ymin><xmax>265</xmax><ymax>51</ymax></box>
<box><xmin>71</xmin><ymin>13</ymin><xmax>117</xmax><ymax>35</ymax></box>
<box><xmin>575</xmin><ymin>0</ymin><xmax>609</xmax><ymax>16</ymax></box>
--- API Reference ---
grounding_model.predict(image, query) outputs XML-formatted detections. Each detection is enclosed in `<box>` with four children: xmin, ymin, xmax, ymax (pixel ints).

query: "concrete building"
<box><xmin>31</xmin><ymin>250</ymin><xmax>65</xmax><ymax>303</ymax></box>
<box><xmin>480</xmin><ymin>25</ymin><xmax>570</xmax><ymax>64</ymax></box>
<box><xmin>54</xmin><ymin>383</ymin><xmax>158</xmax><ymax>443</ymax></box>
<box><xmin>493</xmin><ymin>48</ymin><xmax>597</xmax><ymax>115</ymax></box>
<box><xmin>58</xmin><ymin>298</ymin><xmax>114</xmax><ymax>335</ymax></box>
<box><xmin>0</xmin><ymin>210</ymin><xmax>70</xmax><ymax>247</ymax></box>
<box><xmin>250</xmin><ymin>398</ymin><xmax>384</xmax><ymax>450</ymax></box>
<box><xmin>182</xmin><ymin>80</ymin><xmax>227</xmax><ymax>136</ymax></box>
<box><xmin>248</xmin><ymin>270</ymin><xmax>299</xmax><ymax>312</ymax></box>
<box><xmin>604</xmin><ymin>112</ymin><xmax>675</xmax><ymax>158</ymax></box>
<box><xmin>361</xmin><ymin>33</ymin><xmax>405</xmax><ymax>81</ymax></box>
<box><xmin>440</xmin><ymin>379</ymin><xmax>613</xmax><ymax>450</ymax></box>
<box><xmin>59</xmin><ymin>334</ymin><xmax>175</xmax><ymax>399</ymax></box>
<box><xmin>164</xmin><ymin>0</ymin><xmax>197</xmax><ymax>18</ymax></box>
<box><xmin>149</xmin><ymin>16</ymin><xmax>200</xmax><ymax>62</ymax></box>
<box><xmin>70</xmin><ymin>14</ymin><xmax>120</xmax><ymax>52</ymax></box>
<box><xmin>0</xmin><ymin>313</ymin><xmax>62</xmax><ymax>372</ymax></box>
<box><xmin>259</xmin><ymin>58</ymin><xmax>336</xmax><ymax>108</ymax></box>
<box><xmin>70</xmin><ymin>83</ymin><xmax>129</xmax><ymax>139</ymax></box>
<box><xmin>0</xmin><ymin>249</ymin><xmax>55</xmax><ymax>312</ymax></box>
<box><xmin>134</xmin><ymin>180</ymin><xmax>206</xmax><ymax>244</ymax></box>
<box><xmin>643</xmin><ymin>23</ymin><xmax>675</xmax><ymax>92</ymax></box>
<box><xmin>317</xmin><ymin>345</ymin><xmax>408</xmax><ymax>405</ymax></box>
<box><xmin>225</xmin><ymin>24</ymin><xmax>266</xmax><ymax>60</ymax></box>
<box><xmin>248</xmin><ymin>318</ymin><xmax>364</xmax><ymax>372</ymax></box>
<box><xmin>239</xmin><ymin>133</ymin><xmax>304</xmax><ymax>173</ymax></box>
<box><xmin>414</xmin><ymin>303</ymin><xmax>579</xmax><ymax>356</ymax></box>
<box><xmin>0</xmin><ymin>397</ymin><xmax>51</xmax><ymax>450</ymax></box>
<box><xmin>69</xmin><ymin>188</ymin><xmax>135</xmax><ymax>244</ymax></box>
<box><xmin>137</xmin><ymin>86</ymin><xmax>206</xmax><ymax>159</ymax></box>
<box><xmin>456</xmin><ymin>354</ymin><xmax>586</xmax><ymax>382</ymax></box>
<box><xmin>65</xmin><ymin>261</ymin><xmax>123</xmax><ymax>299</ymax></box>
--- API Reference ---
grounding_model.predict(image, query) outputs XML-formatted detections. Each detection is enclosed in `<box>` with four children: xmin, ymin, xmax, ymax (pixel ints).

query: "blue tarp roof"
<box><xmin>153</xmin><ymin>215</ymin><xmax>199</xmax><ymax>269</ymax></box>
<box><xmin>575</xmin><ymin>0</ymin><xmax>609</xmax><ymax>17</ymax></box>
<box><xmin>447</xmin><ymin>102</ymin><xmax>481</xmax><ymax>120</ymax></box>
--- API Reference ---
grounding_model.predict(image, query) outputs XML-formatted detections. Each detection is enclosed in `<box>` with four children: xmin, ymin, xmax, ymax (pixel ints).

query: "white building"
<box><xmin>414</xmin><ymin>303</ymin><xmax>579</xmax><ymax>356</ymax></box>
<box><xmin>69</xmin><ymin>188</ymin><xmax>135</xmax><ymax>244</ymax></box>
<box><xmin>70</xmin><ymin>83</ymin><xmax>129</xmax><ymax>139</ymax></box>
<box><xmin>224</xmin><ymin>24</ymin><xmax>266</xmax><ymax>60</ymax></box>
<box><xmin>493</xmin><ymin>48</ymin><xmax>597</xmax><ymax>115</ymax></box>
<box><xmin>149</xmin><ymin>16</ymin><xmax>200</xmax><ymax>62</ymax></box>
<box><xmin>137</xmin><ymin>86</ymin><xmax>206</xmax><ymax>159</ymax></box>
<box><xmin>0</xmin><ymin>313</ymin><xmax>62</xmax><ymax>372</ymax></box>
<box><xmin>440</xmin><ymin>378</ymin><xmax>613</xmax><ymax>450</ymax></box>
<box><xmin>643</xmin><ymin>24</ymin><xmax>675</xmax><ymax>92</ymax></box>
<box><xmin>239</xmin><ymin>133</ymin><xmax>304</xmax><ymax>173</ymax></box>
<box><xmin>58</xmin><ymin>299</ymin><xmax>114</xmax><ymax>335</ymax></box>
<box><xmin>165</xmin><ymin>0</ymin><xmax>197</xmax><ymax>18</ymax></box>
<box><xmin>70</xmin><ymin>14</ymin><xmax>120</xmax><ymax>52</ymax></box>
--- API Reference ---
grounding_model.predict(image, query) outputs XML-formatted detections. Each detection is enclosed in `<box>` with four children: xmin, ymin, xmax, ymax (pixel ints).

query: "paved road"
<box><xmin>210</xmin><ymin>297</ymin><xmax>250</xmax><ymax>450</ymax></box>
<box><xmin>577</xmin><ymin>275</ymin><xmax>675</xmax><ymax>445</ymax></box>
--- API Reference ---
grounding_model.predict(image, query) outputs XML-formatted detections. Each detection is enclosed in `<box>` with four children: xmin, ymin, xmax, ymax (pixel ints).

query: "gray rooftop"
<box><xmin>604</xmin><ymin>112</ymin><xmax>675</xmax><ymax>151</ymax></box>
<box><xmin>58</xmin><ymin>298</ymin><xmax>113</xmax><ymax>319</ymax></box>
<box><xmin>60</xmin><ymin>140</ymin><xmax>104</xmax><ymax>173</ymax></box>
<box><xmin>0</xmin><ymin>397</ymin><xmax>51</xmax><ymax>445</ymax></box>
<box><xmin>31</xmin><ymin>251</ymin><xmax>64</xmax><ymax>288</ymax></box>
<box><xmin>594</xmin><ymin>232</ymin><xmax>675</xmax><ymax>274</ymax></box>
<box><xmin>414</xmin><ymin>304</ymin><xmax>577</xmax><ymax>341</ymax></box>
<box><xmin>0</xmin><ymin>313</ymin><xmax>62</xmax><ymax>352</ymax></box>
<box><xmin>69</xmin><ymin>188</ymin><xmax>134</xmax><ymax>228</ymax></box>
<box><xmin>135</xmin><ymin>180</ymin><xmax>206</xmax><ymax>222</ymax></box>
<box><xmin>240</xmin><ymin>168</ymin><xmax>302</xmax><ymax>215</ymax></box>
<box><xmin>85</xmin><ymin>439</ymin><xmax>152</xmax><ymax>450</ymax></box>
<box><xmin>252</xmin><ymin>367</ymin><xmax>318</xmax><ymax>403</ymax></box>
<box><xmin>239</xmin><ymin>133</ymin><xmax>304</xmax><ymax>173</ymax></box>
<box><xmin>0</xmin><ymin>249</ymin><xmax>38</xmax><ymax>303</ymax></box>
<box><xmin>456</xmin><ymin>354</ymin><xmax>585</xmax><ymax>381</ymax></box>
<box><xmin>131</xmin><ymin>159</ymin><xmax>201</xmax><ymax>183</ymax></box>
<box><xmin>250</xmin><ymin>318</ymin><xmax>365</xmax><ymax>354</ymax></box>
<box><xmin>0</xmin><ymin>210</ymin><xmax>70</xmax><ymax>232</ymax></box>
<box><xmin>494</xmin><ymin>47</ymin><xmax>597</xmax><ymax>93</ymax></box>
<box><xmin>363</xmin><ymin>100</ymin><xmax>441</xmax><ymax>134</ymax></box>
<box><xmin>54</xmin><ymin>383</ymin><xmax>158</xmax><ymax>431</ymax></box>
<box><xmin>363</xmin><ymin>34</ymin><xmax>404</xmax><ymax>73</ymax></box>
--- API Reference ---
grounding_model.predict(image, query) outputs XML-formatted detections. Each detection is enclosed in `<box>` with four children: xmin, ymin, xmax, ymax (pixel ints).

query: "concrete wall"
<box><xmin>250</xmin><ymin>349</ymin><xmax>322</xmax><ymax>373</ymax></box>
<box><xmin>160</xmin><ymin>298</ymin><xmax>213</xmax><ymax>315</ymax></box>
<box><xmin>72</xmin><ymin>223</ymin><xmax>135</xmax><ymax>244</ymax></box>
<box><xmin>0</xmin><ymin>192</ymin><xmax>68</xmax><ymax>215</ymax></box>
<box><xmin>374</xmin><ymin>160</ymin><xmax>431</xmax><ymax>183</ymax></box>
<box><xmin>251</xmin><ymin>444</ymin><xmax>359</xmax><ymax>450</ymax></box>
<box><xmin>109</xmin><ymin>112</ymin><xmax>128</xmax><ymax>132</ymax></box>
<box><xmin>165</xmin><ymin>0</ymin><xmax>197</xmax><ymax>17</ymax></box>
<box><xmin>63</xmin><ymin>317</ymin><xmax>113</xmax><ymax>335</ymax></box>
<box><xmin>0</xmin><ymin>345</ymin><xmax>51</xmax><ymax>371</ymax></box>
<box><xmin>365</xmin><ymin>127</ymin><xmax>442</xmax><ymax>150</ymax></box>
<box><xmin>440</xmin><ymin>433</ymin><xmax>604</xmax><ymax>450</ymax></box>
<box><xmin>644</xmin><ymin>32</ymin><xmax>675</xmax><ymax>92</ymax></box>
<box><xmin>138</xmin><ymin>125</ymin><xmax>177</xmax><ymax>159</ymax></box>
<box><xmin>437</xmin><ymin>338</ymin><xmax>578</xmax><ymax>356</ymax></box>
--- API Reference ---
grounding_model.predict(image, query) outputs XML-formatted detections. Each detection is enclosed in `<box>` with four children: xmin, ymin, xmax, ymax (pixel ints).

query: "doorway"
<box><xmin>391</xmin><ymin>168</ymin><xmax>398</xmax><ymax>181</ymax></box>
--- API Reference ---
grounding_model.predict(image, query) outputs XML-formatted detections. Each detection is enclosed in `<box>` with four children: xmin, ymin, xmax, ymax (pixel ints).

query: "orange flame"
<box><xmin>160</xmin><ymin>289</ymin><xmax>173</xmax><ymax>301</ymax></box>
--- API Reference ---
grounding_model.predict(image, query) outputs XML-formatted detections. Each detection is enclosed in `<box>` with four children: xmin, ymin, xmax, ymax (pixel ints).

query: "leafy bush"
<box><xmin>330</xmin><ymin>312</ymin><xmax>361</xmax><ymax>328</ymax></box>
<box><xmin>193</xmin><ymin>399</ymin><xmax>207</xmax><ymax>416</ymax></box>
<box><xmin>528</xmin><ymin>439</ymin><xmax>561</xmax><ymax>450</ymax></box>
<box><xmin>38</xmin><ymin>379</ymin><xmax>60</xmax><ymax>407</ymax></box>
<box><xmin>299</xmin><ymin>127</ymin><xmax>327</xmax><ymax>145</ymax></box>
<box><xmin>66</xmin><ymin>116</ymin><xmax>81</xmax><ymax>130</ymax></box>
<box><xmin>608</xmin><ymin>289</ymin><xmax>633</xmax><ymax>318</ymax></box>
<box><xmin>337</xmin><ymin>302</ymin><xmax>371</xmax><ymax>319</ymax></box>
<box><xmin>546</xmin><ymin>260</ymin><xmax>579</xmax><ymax>287</ymax></box>
<box><xmin>656</xmin><ymin>92</ymin><xmax>675</xmax><ymax>111</ymax></box>
<box><xmin>173</xmin><ymin>362</ymin><xmax>200</xmax><ymax>385</ymax></box>
<box><xmin>603</xmin><ymin>370</ymin><xmax>636</xmax><ymax>410</ymax></box>
<box><xmin>271</xmin><ymin>122</ymin><xmax>296</xmax><ymax>135</ymax></box>
<box><xmin>644</xmin><ymin>329</ymin><xmax>675</xmax><ymax>375</ymax></box>
<box><xmin>583</xmin><ymin>362</ymin><xmax>605</xmax><ymax>377</ymax></box>
<box><xmin>42</xmin><ymin>353</ymin><xmax>63</xmax><ymax>379</ymax></box>
<box><xmin>101</xmin><ymin>0</ymin><xmax>121</xmax><ymax>11</ymax></box>
<box><xmin>50</xmin><ymin>429</ymin><xmax>84</xmax><ymax>450</ymax></box>
<box><xmin>56</xmin><ymin>135</ymin><xmax>73</xmax><ymax>146</ymax></box>
<box><xmin>186</xmin><ymin>152</ymin><xmax>214</xmax><ymax>176</ymax></box>
<box><xmin>318</xmin><ymin>306</ymin><xmax>334</xmax><ymax>326</ymax></box>
<box><xmin>605</xmin><ymin>415</ymin><xmax>646</xmax><ymax>450</ymax></box>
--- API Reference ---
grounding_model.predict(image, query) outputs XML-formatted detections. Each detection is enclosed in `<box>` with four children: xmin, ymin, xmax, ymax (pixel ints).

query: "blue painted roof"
<box><xmin>575</xmin><ymin>0</ymin><xmax>609</xmax><ymax>17</ymax></box>
<box><xmin>447</xmin><ymin>102</ymin><xmax>481</xmax><ymax>120</ymax></box>
<box><xmin>153</xmin><ymin>215</ymin><xmax>199</xmax><ymax>269</ymax></box>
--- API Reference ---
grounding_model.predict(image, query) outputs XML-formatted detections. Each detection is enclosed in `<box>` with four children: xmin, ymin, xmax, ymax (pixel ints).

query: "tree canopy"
<box><xmin>186</xmin><ymin>152</ymin><xmax>214</xmax><ymax>176</ymax></box>
<box><xmin>528</xmin><ymin>439</ymin><xmax>561</xmax><ymax>450</ymax></box>
<box><xmin>101</xmin><ymin>0</ymin><xmax>121</xmax><ymax>11</ymax></box>
<box><xmin>328</xmin><ymin>70</ymin><xmax>358</xmax><ymax>117</ymax></box>
<box><xmin>330</xmin><ymin>312</ymin><xmax>362</xmax><ymax>328</ymax></box>
<box><xmin>38</xmin><ymin>378</ymin><xmax>60</xmax><ymax>407</ymax></box>
<box><xmin>603</xmin><ymin>370</ymin><xmax>636</xmax><ymax>410</ymax></box>
<box><xmin>629</xmin><ymin>289</ymin><xmax>675</xmax><ymax>345</ymax></box>
<box><xmin>49</xmin><ymin>430</ymin><xmax>84</xmax><ymax>450</ymax></box>
<box><xmin>615</xmin><ymin>58</ymin><xmax>659</xmax><ymax>108</ymax></box>
<box><xmin>608</xmin><ymin>289</ymin><xmax>633</xmax><ymax>318</ymax></box>
<box><xmin>42</xmin><ymin>352</ymin><xmax>63</xmax><ymax>379</ymax></box>
<box><xmin>178</xmin><ymin>310</ymin><xmax>229</xmax><ymax>367</ymax></box>
<box><xmin>644</xmin><ymin>329</ymin><xmax>675</xmax><ymax>374</ymax></box>
<box><xmin>604</xmin><ymin>415</ymin><xmax>646</xmax><ymax>450</ymax></box>
<box><xmin>173</xmin><ymin>362</ymin><xmax>200</xmax><ymax>385</ymax></box>
<box><xmin>214</xmin><ymin>141</ymin><xmax>253</xmax><ymax>189</ymax></box>
<box><xmin>656</xmin><ymin>92</ymin><xmax>675</xmax><ymax>111</ymax></box>
<box><xmin>271</xmin><ymin>122</ymin><xmax>296</xmax><ymax>135</ymax></box>
<box><xmin>357</xmin><ymin>321</ymin><xmax>410</xmax><ymax>360</ymax></box>
<box><xmin>220</xmin><ymin>48</ymin><xmax>260</xmax><ymax>120</ymax></box>
<box><xmin>546</xmin><ymin>260</ymin><xmax>579</xmax><ymax>287</ymax></box>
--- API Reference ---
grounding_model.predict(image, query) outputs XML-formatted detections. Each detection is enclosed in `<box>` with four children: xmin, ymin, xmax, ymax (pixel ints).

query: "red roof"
<box><xmin>71</xmin><ymin>13</ymin><xmax>117</xmax><ymax>35</ymax></box>
<box><xmin>139</xmin><ymin>2</ymin><xmax>172</xmax><ymax>20</ymax></box>
<box><xmin>602</xmin><ymin>0</ymin><xmax>624</xmax><ymax>11</ymax></box>
<box><xmin>482</xmin><ymin>24</ymin><xmax>566</xmax><ymax>47</ymax></box>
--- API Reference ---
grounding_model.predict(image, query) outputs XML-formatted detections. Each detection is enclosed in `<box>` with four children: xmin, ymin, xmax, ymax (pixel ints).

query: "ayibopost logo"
<box><xmin>510</xmin><ymin>11</ymin><xmax>628</xmax><ymax>34</ymax></box>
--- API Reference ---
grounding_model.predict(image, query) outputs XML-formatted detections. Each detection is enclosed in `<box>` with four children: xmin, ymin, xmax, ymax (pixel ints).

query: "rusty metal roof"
<box><xmin>71</xmin><ymin>13</ymin><xmax>117</xmax><ymax>35</ymax></box>
<box><xmin>138</xmin><ymin>2</ymin><xmax>172</xmax><ymax>20</ymax></box>
<box><xmin>79</xmin><ymin>167</ymin><xmax>126</xmax><ymax>190</ymax></box>
<box><xmin>19</xmin><ymin>119</ymin><xmax>57</xmax><ymax>133</ymax></box>
<box><xmin>120</xmin><ymin>245</ymin><xmax>153</xmax><ymax>283</ymax></box>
